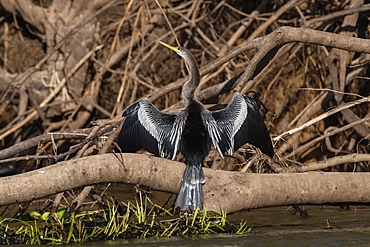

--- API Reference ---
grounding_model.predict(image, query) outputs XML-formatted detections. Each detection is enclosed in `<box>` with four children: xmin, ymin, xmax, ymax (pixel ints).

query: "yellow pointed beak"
<box><xmin>159</xmin><ymin>41</ymin><xmax>180</xmax><ymax>52</ymax></box>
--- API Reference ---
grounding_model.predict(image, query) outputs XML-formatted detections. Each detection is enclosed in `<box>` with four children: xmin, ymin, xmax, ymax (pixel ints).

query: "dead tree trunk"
<box><xmin>1</xmin><ymin>153</ymin><xmax>370</xmax><ymax>213</ymax></box>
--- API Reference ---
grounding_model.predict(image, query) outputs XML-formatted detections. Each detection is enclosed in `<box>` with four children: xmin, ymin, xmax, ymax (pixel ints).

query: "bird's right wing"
<box><xmin>117</xmin><ymin>99</ymin><xmax>187</xmax><ymax>160</ymax></box>
<box><xmin>203</xmin><ymin>93</ymin><xmax>274</xmax><ymax>158</ymax></box>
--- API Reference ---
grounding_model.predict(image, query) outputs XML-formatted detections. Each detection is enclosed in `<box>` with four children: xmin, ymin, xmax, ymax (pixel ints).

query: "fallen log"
<box><xmin>1</xmin><ymin>153</ymin><xmax>369</xmax><ymax>213</ymax></box>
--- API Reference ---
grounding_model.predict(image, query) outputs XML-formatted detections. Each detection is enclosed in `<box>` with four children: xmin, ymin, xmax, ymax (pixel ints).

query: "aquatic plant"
<box><xmin>0</xmin><ymin>192</ymin><xmax>251</xmax><ymax>245</ymax></box>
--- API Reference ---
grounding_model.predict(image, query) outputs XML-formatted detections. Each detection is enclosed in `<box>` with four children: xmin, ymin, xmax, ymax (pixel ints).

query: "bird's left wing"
<box><xmin>117</xmin><ymin>98</ymin><xmax>186</xmax><ymax>160</ymax></box>
<box><xmin>202</xmin><ymin>93</ymin><xmax>274</xmax><ymax>158</ymax></box>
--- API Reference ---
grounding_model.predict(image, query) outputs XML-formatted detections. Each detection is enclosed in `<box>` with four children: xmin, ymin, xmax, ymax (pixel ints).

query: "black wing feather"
<box><xmin>234</xmin><ymin>96</ymin><xmax>273</xmax><ymax>157</ymax></box>
<box><xmin>210</xmin><ymin>93</ymin><xmax>273</xmax><ymax>157</ymax></box>
<box><xmin>116</xmin><ymin>102</ymin><xmax>143</xmax><ymax>153</ymax></box>
<box><xmin>117</xmin><ymin>99</ymin><xmax>183</xmax><ymax>159</ymax></box>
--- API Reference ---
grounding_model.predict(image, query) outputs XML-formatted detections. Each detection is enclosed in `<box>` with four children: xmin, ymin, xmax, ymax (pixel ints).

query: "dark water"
<box><xmin>76</xmin><ymin>205</ymin><xmax>370</xmax><ymax>247</ymax></box>
<box><xmin>83</xmin><ymin>231</ymin><xmax>370</xmax><ymax>247</ymax></box>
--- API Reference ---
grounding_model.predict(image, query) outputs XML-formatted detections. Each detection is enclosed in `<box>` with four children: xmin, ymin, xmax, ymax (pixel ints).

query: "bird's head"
<box><xmin>159</xmin><ymin>41</ymin><xmax>188</xmax><ymax>58</ymax></box>
<box><xmin>158</xmin><ymin>40</ymin><xmax>200</xmax><ymax>103</ymax></box>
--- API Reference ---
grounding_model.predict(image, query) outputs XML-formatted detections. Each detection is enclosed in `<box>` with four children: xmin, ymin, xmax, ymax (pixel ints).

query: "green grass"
<box><xmin>0</xmin><ymin>193</ymin><xmax>251</xmax><ymax>245</ymax></box>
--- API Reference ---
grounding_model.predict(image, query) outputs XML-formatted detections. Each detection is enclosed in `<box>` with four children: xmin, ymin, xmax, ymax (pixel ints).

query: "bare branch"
<box><xmin>0</xmin><ymin>129</ymin><xmax>90</xmax><ymax>160</ymax></box>
<box><xmin>149</xmin><ymin>27</ymin><xmax>370</xmax><ymax>103</ymax></box>
<box><xmin>274</xmin><ymin>96</ymin><xmax>370</xmax><ymax>142</ymax></box>
<box><xmin>283</xmin><ymin>154</ymin><xmax>370</xmax><ymax>173</ymax></box>
<box><xmin>2</xmin><ymin>153</ymin><xmax>370</xmax><ymax>213</ymax></box>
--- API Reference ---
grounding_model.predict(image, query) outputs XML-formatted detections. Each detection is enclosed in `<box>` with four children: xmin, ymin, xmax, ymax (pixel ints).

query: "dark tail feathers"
<box><xmin>175</xmin><ymin>164</ymin><xmax>205</xmax><ymax>211</ymax></box>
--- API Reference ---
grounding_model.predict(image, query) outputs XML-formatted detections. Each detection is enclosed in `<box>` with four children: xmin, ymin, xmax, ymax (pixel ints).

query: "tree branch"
<box><xmin>282</xmin><ymin>154</ymin><xmax>370</xmax><ymax>173</ymax></box>
<box><xmin>148</xmin><ymin>26</ymin><xmax>370</xmax><ymax>103</ymax></box>
<box><xmin>0</xmin><ymin>129</ymin><xmax>90</xmax><ymax>160</ymax></box>
<box><xmin>1</xmin><ymin>153</ymin><xmax>370</xmax><ymax>213</ymax></box>
<box><xmin>235</xmin><ymin>26</ymin><xmax>370</xmax><ymax>92</ymax></box>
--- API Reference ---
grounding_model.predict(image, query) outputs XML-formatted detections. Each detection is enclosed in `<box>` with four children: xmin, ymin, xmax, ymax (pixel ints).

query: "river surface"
<box><xmin>4</xmin><ymin>185</ymin><xmax>367</xmax><ymax>246</ymax></box>
<box><xmin>75</xmin><ymin>204</ymin><xmax>370</xmax><ymax>247</ymax></box>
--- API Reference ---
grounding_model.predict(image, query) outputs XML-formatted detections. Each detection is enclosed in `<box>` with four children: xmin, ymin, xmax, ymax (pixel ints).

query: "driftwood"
<box><xmin>1</xmin><ymin>153</ymin><xmax>370</xmax><ymax>214</ymax></box>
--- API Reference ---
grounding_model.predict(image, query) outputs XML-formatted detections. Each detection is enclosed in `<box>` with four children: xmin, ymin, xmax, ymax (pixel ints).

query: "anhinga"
<box><xmin>117</xmin><ymin>41</ymin><xmax>274</xmax><ymax>211</ymax></box>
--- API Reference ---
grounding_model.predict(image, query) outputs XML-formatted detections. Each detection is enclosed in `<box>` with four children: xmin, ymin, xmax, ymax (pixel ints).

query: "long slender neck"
<box><xmin>182</xmin><ymin>51</ymin><xmax>200</xmax><ymax>106</ymax></box>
